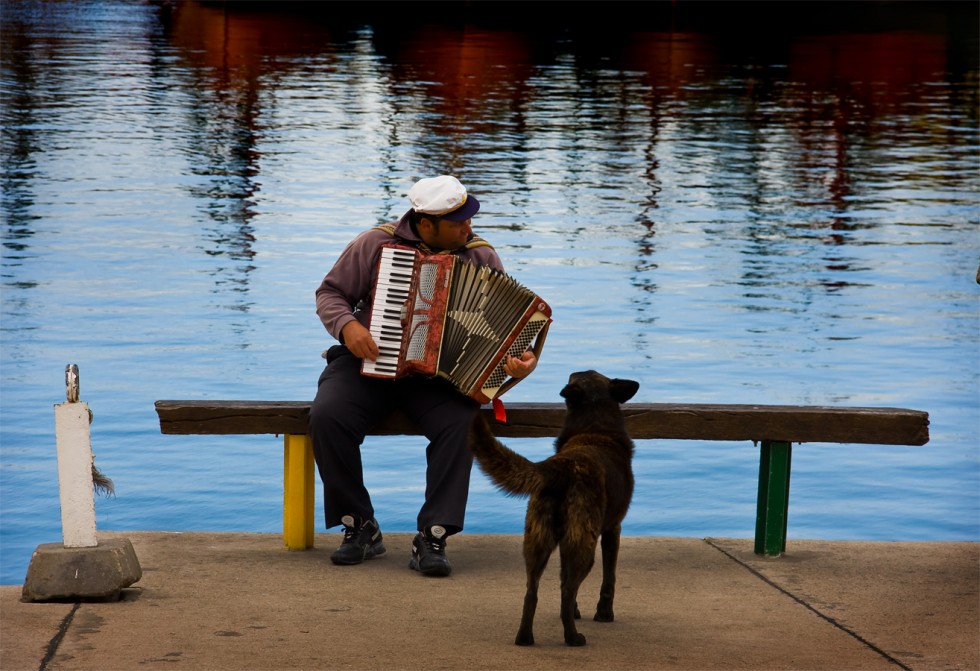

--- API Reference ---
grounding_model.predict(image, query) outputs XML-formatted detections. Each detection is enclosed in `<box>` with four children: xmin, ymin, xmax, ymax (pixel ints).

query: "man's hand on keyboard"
<box><xmin>341</xmin><ymin>321</ymin><xmax>379</xmax><ymax>361</ymax></box>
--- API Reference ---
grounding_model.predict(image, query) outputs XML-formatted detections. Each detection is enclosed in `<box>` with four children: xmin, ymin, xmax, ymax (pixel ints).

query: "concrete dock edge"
<box><xmin>2</xmin><ymin>532</ymin><xmax>976</xmax><ymax>671</ymax></box>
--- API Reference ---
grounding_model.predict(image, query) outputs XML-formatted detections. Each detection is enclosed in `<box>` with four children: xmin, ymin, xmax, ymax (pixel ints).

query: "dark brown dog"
<box><xmin>469</xmin><ymin>370</ymin><xmax>640</xmax><ymax>646</ymax></box>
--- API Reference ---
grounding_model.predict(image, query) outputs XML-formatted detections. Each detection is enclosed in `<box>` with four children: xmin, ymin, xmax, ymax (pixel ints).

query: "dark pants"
<box><xmin>309</xmin><ymin>345</ymin><xmax>479</xmax><ymax>535</ymax></box>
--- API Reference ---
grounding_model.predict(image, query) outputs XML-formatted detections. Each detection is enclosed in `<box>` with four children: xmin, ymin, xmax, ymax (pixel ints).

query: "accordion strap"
<box><xmin>374</xmin><ymin>223</ymin><xmax>494</xmax><ymax>253</ymax></box>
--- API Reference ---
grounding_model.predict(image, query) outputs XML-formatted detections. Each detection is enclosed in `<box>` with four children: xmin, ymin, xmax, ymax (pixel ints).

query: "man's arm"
<box><xmin>315</xmin><ymin>229</ymin><xmax>388</xmax><ymax>343</ymax></box>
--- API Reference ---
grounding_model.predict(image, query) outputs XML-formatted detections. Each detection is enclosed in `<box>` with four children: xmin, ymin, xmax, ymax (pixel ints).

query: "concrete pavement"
<box><xmin>2</xmin><ymin>532</ymin><xmax>977</xmax><ymax>671</ymax></box>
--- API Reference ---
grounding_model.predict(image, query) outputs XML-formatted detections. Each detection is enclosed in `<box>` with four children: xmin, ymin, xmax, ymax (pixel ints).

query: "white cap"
<box><xmin>408</xmin><ymin>175</ymin><xmax>480</xmax><ymax>222</ymax></box>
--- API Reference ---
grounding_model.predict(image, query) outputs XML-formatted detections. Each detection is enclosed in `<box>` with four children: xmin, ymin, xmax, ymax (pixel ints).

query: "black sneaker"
<box><xmin>408</xmin><ymin>525</ymin><xmax>452</xmax><ymax>577</ymax></box>
<box><xmin>330</xmin><ymin>515</ymin><xmax>386</xmax><ymax>565</ymax></box>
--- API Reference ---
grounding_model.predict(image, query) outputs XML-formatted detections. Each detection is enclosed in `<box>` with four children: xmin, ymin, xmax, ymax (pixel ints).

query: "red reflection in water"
<box><xmin>790</xmin><ymin>32</ymin><xmax>949</xmax><ymax>92</ymax></box>
<box><xmin>166</xmin><ymin>1</ymin><xmax>336</xmax><ymax>81</ymax></box>
<box><xmin>619</xmin><ymin>31</ymin><xmax>719</xmax><ymax>89</ymax></box>
<box><xmin>378</xmin><ymin>26</ymin><xmax>535</xmax><ymax>99</ymax></box>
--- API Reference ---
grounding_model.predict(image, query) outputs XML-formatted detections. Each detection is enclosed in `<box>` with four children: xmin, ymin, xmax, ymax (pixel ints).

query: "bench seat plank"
<box><xmin>155</xmin><ymin>400</ymin><xmax>929</xmax><ymax>446</ymax></box>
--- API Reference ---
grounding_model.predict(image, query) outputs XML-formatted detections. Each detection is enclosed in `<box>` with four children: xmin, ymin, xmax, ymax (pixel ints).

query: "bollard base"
<box><xmin>21</xmin><ymin>538</ymin><xmax>142</xmax><ymax>602</ymax></box>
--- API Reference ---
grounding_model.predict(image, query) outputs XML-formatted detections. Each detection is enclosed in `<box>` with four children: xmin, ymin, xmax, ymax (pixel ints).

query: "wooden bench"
<box><xmin>154</xmin><ymin>400</ymin><xmax>929</xmax><ymax>557</ymax></box>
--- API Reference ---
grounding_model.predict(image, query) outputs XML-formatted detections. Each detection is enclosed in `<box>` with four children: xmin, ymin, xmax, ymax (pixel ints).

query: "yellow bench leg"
<box><xmin>283</xmin><ymin>433</ymin><xmax>315</xmax><ymax>550</ymax></box>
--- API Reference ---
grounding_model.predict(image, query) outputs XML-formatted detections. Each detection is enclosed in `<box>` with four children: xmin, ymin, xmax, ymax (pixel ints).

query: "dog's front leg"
<box><xmin>594</xmin><ymin>527</ymin><xmax>620</xmax><ymax>622</ymax></box>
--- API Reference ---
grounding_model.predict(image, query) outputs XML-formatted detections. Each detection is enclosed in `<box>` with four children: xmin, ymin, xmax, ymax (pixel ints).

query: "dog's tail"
<box><xmin>469</xmin><ymin>413</ymin><xmax>541</xmax><ymax>496</ymax></box>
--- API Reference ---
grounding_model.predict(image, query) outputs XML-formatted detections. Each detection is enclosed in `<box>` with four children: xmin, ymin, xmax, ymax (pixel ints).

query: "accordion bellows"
<box><xmin>362</xmin><ymin>244</ymin><xmax>552</xmax><ymax>404</ymax></box>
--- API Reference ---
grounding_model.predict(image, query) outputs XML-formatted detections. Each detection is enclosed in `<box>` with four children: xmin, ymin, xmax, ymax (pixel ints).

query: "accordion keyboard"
<box><xmin>362</xmin><ymin>245</ymin><xmax>417</xmax><ymax>378</ymax></box>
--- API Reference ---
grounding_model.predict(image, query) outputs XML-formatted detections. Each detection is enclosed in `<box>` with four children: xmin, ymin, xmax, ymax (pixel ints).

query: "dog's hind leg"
<box><xmin>594</xmin><ymin>525</ymin><xmax>621</xmax><ymax>622</ymax></box>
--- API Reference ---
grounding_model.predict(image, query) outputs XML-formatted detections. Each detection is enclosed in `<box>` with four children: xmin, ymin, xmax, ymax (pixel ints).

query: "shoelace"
<box><xmin>420</xmin><ymin>535</ymin><xmax>446</xmax><ymax>554</ymax></box>
<box><xmin>342</xmin><ymin>526</ymin><xmax>357</xmax><ymax>542</ymax></box>
<box><xmin>343</xmin><ymin>521</ymin><xmax>378</xmax><ymax>545</ymax></box>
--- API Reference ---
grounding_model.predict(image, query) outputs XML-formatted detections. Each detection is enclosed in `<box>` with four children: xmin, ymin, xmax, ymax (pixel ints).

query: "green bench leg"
<box><xmin>283</xmin><ymin>434</ymin><xmax>315</xmax><ymax>550</ymax></box>
<box><xmin>755</xmin><ymin>440</ymin><xmax>792</xmax><ymax>557</ymax></box>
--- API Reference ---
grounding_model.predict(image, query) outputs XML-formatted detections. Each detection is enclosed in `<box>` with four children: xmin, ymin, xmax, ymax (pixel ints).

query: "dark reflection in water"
<box><xmin>159</xmin><ymin>3</ymin><xmax>272</xmax><ymax>308</ymax></box>
<box><xmin>0</xmin><ymin>1</ymin><xmax>977</xmax><ymax>584</ymax></box>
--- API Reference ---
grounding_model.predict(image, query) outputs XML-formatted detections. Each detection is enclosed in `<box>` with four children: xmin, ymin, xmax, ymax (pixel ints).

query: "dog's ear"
<box><xmin>610</xmin><ymin>378</ymin><xmax>640</xmax><ymax>404</ymax></box>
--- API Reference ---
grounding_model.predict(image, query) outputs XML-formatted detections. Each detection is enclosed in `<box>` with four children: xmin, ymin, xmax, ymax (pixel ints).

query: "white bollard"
<box><xmin>22</xmin><ymin>364</ymin><xmax>141</xmax><ymax>601</ymax></box>
<box><xmin>54</xmin><ymin>364</ymin><xmax>97</xmax><ymax>548</ymax></box>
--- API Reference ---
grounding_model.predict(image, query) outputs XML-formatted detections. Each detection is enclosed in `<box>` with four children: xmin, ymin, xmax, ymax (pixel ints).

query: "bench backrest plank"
<box><xmin>154</xmin><ymin>400</ymin><xmax>929</xmax><ymax>446</ymax></box>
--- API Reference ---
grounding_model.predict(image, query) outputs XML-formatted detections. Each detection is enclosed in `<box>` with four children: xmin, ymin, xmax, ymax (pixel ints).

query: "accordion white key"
<box><xmin>361</xmin><ymin>244</ymin><xmax>552</xmax><ymax>404</ymax></box>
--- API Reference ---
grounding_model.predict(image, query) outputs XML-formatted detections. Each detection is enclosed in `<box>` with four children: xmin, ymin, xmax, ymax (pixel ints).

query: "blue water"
<box><xmin>1</xmin><ymin>1</ymin><xmax>978</xmax><ymax>585</ymax></box>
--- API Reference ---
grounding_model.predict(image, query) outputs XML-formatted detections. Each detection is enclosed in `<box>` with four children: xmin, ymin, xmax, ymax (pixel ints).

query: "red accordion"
<box><xmin>361</xmin><ymin>244</ymin><xmax>552</xmax><ymax>404</ymax></box>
